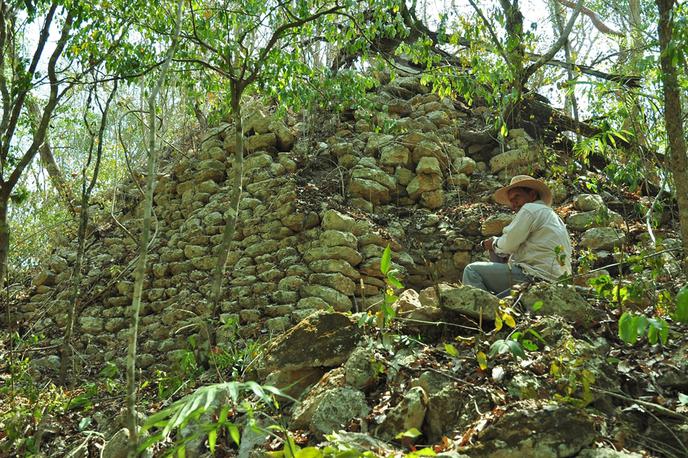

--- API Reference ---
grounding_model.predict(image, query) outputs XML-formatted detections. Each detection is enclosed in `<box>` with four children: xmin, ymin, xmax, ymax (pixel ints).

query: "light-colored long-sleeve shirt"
<box><xmin>493</xmin><ymin>200</ymin><xmax>572</xmax><ymax>282</ymax></box>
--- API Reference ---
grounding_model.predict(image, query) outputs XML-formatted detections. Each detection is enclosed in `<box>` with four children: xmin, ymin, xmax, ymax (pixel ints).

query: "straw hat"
<box><xmin>493</xmin><ymin>175</ymin><xmax>553</xmax><ymax>206</ymax></box>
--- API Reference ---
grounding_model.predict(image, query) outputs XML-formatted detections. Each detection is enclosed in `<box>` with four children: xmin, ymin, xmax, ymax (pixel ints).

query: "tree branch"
<box><xmin>524</xmin><ymin>0</ymin><xmax>583</xmax><ymax>82</ymax></box>
<box><xmin>556</xmin><ymin>0</ymin><xmax>623</xmax><ymax>37</ymax></box>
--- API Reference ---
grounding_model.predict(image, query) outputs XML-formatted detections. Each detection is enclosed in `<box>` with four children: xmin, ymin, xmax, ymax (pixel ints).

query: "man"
<box><xmin>462</xmin><ymin>175</ymin><xmax>572</xmax><ymax>297</ymax></box>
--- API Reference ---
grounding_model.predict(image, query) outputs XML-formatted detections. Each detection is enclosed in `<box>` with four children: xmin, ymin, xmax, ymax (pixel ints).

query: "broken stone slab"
<box><xmin>567</xmin><ymin>209</ymin><xmax>623</xmax><ymax>232</ymax></box>
<box><xmin>412</xmin><ymin>370</ymin><xmax>473</xmax><ymax>443</ymax></box>
<box><xmin>574</xmin><ymin>193</ymin><xmax>606</xmax><ymax>211</ymax></box>
<box><xmin>344</xmin><ymin>346</ymin><xmax>379</xmax><ymax>390</ymax></box>
<box><xmin>416</xmin><ymin>156</ymin><xmax>443</xmax><ymax>176</ymax></box>
<box><xmin>521</xmin><ymin>283</ymin><xmax>603</xmax><ymax>328</ymax></box>
<box><xmin>579</xmin><ymin>227</ymin><xmax>627</xmax><ymax>251</ymax></box>
<box><xmin>291</xmin><ymin>370</ymin><xmax>369</xmax><ymax>436</ymax></box>
<box><xmin>299</xmin><ymin>285</ymin><xmax>352</xmax><ymax>312</ymax></box>
<box><xmin>258</xmin><ymin>311</ymin><xmax>362</xmax><ymax>377</ymax></box>
<box><xmin>489</xmin><ymin>148</ymin><xmax>538</xmax><ymax>173</ymax></box>
<box><xmin>481</xmin><ymin>213</ymin><xmax>514</xmax><ymax>236</ymax></box>
<box><xmin>374</xmin><ymin>386</ymin><xmax>428</xmax><ymax>441</ymax></box>
<box><xmin>462</xmin><ymin>400</ymin><xmax>597</xmax><ymax>457</ymax></box>
<box><xmin>438</xmin><ymin>284</ymin><xmax>500</xmax><ymax>320</ymax></box>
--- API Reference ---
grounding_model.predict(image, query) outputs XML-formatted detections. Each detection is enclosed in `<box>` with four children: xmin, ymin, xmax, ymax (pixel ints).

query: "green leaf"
<box><xmin>380</xmin><ymin>244</ymin><xmax>392</xmax><ymax>275</ymax></box>
<box><xmin>618</xmin><ymin>312</ymin><xmax>638</xmax><ymax>345</ymax></box>
<box><xmin>227</xmin><ymin>423</ymin><xmax>241</xmax><ymax>445</ymax></box>
<box><xmin>476</xmin><ymin>351</ymin><xmax>488</xmax><ymax>370</ymax></box>
<box><xmin>395</xmin><ymin>427</ymin><xmax>423</xmax><ymax>439</ymax></box>
<box><xmin>675</xmin><ymin>286</ymin><xmax>688</xmax><ymax>323</ymax></box>
<box><xmin>531</xmin><ymin>300</ymin><xmax>544</xmax><ymax>312</ymax></box>
<box><xmin>444</xmin><ymin>343</ymin><xmax>459</xmax><ymax>357</ymax></box>
<box><xmin>295</xmin><ymin>447</ymin><xmax>323</xmax><ymax>458</ymax></box>
<box><xmin>208</xmin><ymin>428</ymin><xmax>217</xmax><ymax>453</ymax></box>
<box><xmin>521</xmin><ymin>339</ymin><xmax>538</xmax><ymax>351</ymax></box>
<box><xmin>506</xmin><ymin>340</ymin><xmax>525</xmax><ymax>358</ymax></box>
<box><xmin>488</xmin><ymin>339</ymin><xmax>510</xmax><ymax>358</ymax></box>
<box><xmin>386</xmin><ymin>273</ymin><xmax>404</xmax><ymax>289</ymax></box>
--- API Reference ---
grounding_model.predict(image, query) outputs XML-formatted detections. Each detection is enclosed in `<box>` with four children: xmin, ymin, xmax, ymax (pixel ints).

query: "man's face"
<box><xmin>507</xmin><ymin>187</ymin><xmax>537</xmax><ymax>212</ymax></box>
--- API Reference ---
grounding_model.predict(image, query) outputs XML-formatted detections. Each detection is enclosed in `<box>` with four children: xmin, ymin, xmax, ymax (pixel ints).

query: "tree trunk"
<box><xmin>125</xmin><ymin>2</ymin><xmax>183</xmax><ymax>454</ymax></box>
<box><xmin>656</xmin><ymin>0</ymin><xmax>688</xmax><ymax>268</ymax></box>
<box><xmin>208</xmin><ymin>81</ymin><xmax>244</xmax><ymax>349</ymax></box>
<box><xmin>0</xmin><ymin>192</ymin><xmax>10</xmax><ymax>320</ymax></box>
<box><xmin>27</xmin><ymin>98</ymin><xmax>78</xmax><ymax>217</ymax></box>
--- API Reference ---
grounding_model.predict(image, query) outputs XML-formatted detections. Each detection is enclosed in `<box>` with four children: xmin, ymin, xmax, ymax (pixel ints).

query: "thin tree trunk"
<box><xmin>208</xmin><ymin>81</ymin><xmax>244</xmax><ymax>349</ymax></box>
<box><xmin>0</xmin><ymin>194</ymin><xmax>9</xmax><ymax>322</ymax></box>
<box><xmin>656</xmin><ymin>0</ymin><xmax>688</xmax><ymax>268</ymax></box>
<box><xmin>60</xmin><ymin>82</ymin><xmax>118</xmax><ymax>385</ymax></box>
<box><xmin>27</xmin><ymin>98</ymin><xmax>78</xmax><ymax>217</ymax></box>
<box><xmin>551</xmin><ymin>0</ymin><xmax>580</xmax><ymax>136</ymax></box>
<box><xmin>126</xmin><ymin>1</ymin><xmax>183</xmax><ymax>455</ymax></box>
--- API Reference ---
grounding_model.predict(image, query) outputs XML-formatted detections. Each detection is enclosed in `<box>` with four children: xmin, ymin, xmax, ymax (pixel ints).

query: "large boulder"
<box><xmin>258</xmin><ymin>312</ymin><xmax>362</xmax><ymax>377</ymax></box>
<box><xmin>374</xmin><ymin>386</ymin><xmax>428</xmax><ymax>440</ymax></box>
<box><xmin>438</xmin><ymin>284</ymin><xmax>500</xmax><ymax>320</ymax></box>
<box><xmin>579</xmin><ymin>227</ymin><xmax>626</xmax><ymax>251</ymax></box>
<box><xmin>521</xmin><ymin>283</ymin><xmax>603</xmax><ymax>328</ymax></box>
<box><xmin>462</xmin><ymin>401</ymin><xmax>597</xmax><ymax>457</ymax></box>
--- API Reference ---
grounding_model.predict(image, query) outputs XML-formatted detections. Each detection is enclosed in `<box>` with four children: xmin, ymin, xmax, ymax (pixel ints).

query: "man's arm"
<box><xmin>494</xmin><ymin>208</ymin><xmax>534</xmax><ymax>254</ymax></box>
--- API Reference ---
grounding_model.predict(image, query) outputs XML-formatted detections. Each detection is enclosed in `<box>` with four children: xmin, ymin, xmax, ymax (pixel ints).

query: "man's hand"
<box><xmin>481</xmin><ymin>237</ymin><xmax>495</xmax><ymax>251</ymax></box>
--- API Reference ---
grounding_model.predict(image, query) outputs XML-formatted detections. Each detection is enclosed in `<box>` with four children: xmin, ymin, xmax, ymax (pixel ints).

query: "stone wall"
<box><xmin>20</xmin><ymin>72</ymin><xmax>554</xmax><ymax>372</ymax></box>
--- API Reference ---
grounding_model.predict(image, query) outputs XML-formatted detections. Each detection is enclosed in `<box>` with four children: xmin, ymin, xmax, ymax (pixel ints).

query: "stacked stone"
<box><xmin>571</xmin><ymin>194</ymin><xmax>626</xmax><ymax>251</ymax></box>
<box><xmin>488</xmin><ymin>128</ymin><xmax>543</xmax><ymax>181</ymax></box>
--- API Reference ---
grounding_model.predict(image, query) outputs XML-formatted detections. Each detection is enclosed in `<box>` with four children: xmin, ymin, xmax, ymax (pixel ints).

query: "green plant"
<box><xmin>141</xmin><ymin>381</ymin><xmax>290</xmax><ymax>456</ymax></box>
<box><xmin>618</xmin><ymin>312</ymin><xmax>669</xmax><ymax>346</ymax></box>
<box><xmin>378</xmin><ymin>244</ymin><xmax>404</xmax><ymax>329</ymax></box>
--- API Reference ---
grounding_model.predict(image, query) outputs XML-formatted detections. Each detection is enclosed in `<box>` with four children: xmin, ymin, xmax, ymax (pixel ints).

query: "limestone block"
<box><xmin>245</xmin><ymin>240</ymin><xmax>279</xmax><ymax>258</ymax></box>
<box><xmin>191</xmin><ymin>256</ymin><xmax>215</xmax><ymax>271</ymax></box>
<box><xmin>379</xmin><ymin>144</ymin><xmax>410</xmax><ymax>167</ymax></box>
<box><xmin>300</xmin><ymin>285</ymin><xmax>353</xmax><ymax>312</ymax></box>
<box><xmin>439</xmin><ymin>284</ymin><xmax>500</xmax><ymax>320</ymax></box>
<box><xmin>320</xmin><ymin>230</ymin><xmax>357</xmax><ymax>249</ymax></box>
<box><xmin>394</xmin><ymin>167</ymin><xmax>414</xmax><ymax>186</ymax></box>
<box><xmin>297</xmin><ymin>297</ymin><xmax>329</xmax><ymax>309</ymax></box>
<box><xmin>453</xmin><ymin>156</ymin><xmax>476</xmax><ymax>175</ymax></box>
<box><xmin>32</xmin><ymin>271</ymin><xmax>55</xmax><ymax>287</ymax></box>
<box><xmin>412</xmin><ymin>140</ymin><xmax>448</xmax><ymax>166</ymax></box>
<box><xmin>574</xmin><ymin>193</ymin><xmax>605</xmax><ymax>212</ymax></box>
<box><xmin>416</xmin><ymin>156</ymin><xmax>442</xmax><ymax>176</ymax></box>
<box><xmin>349</xmin><ymin>178</ymin><xmax>390</xmax><ymax>205</ymax></box>
<box><xmin>80</xmin><ymin>316</ymin><xmax>104</xmax><ymax>333</ymax></box>
<box><xmin>421</xmin><ymin>190</ymin><xmax>444</xmax><ymax>209</ymax></box>
<box><xmin>240</xmin><ymin>309</ymin><xmax>261</xmax><ymax>323</ymax></box>
<box><xmin>183</xmin><ymin>245</ymin><xmax>206</xmax><ymax>259</ymax></box>
<box><xmin>321</xmin><ymin>209</ymin><xmax>356</xmax><ymax>232</ymax></box>
<box><xmin>266</xmin><ymin>317</ymin><xmax>291</xmax><ymax>333</ymax></box>
<box><xmin>579</xmin><ymin>227</ymin><xmax>626</xmax><ymax>251</ymax></box>
<box><xmin>489</xmin><ymin>148</ymin><xmax>537</xmax><ymax>173</ymax></box>
<box><xmin>364</xmin><ymin>133</ymin><xmax>394</xmax><ymax>155</ymax></box>
<box><xmin>375</xmin><ymin>386</ymin><xmax>428</xmax><ymax>440</ymax></box>
<box><xmin>452</xmin><ymin>251</ymin><xmax>471</xmax><ymax>269</ymax></box>
<box><xmin>447</xmin><ymin>172</ymin><xmax>470</xmax><ymax>189</ymax></box>
<box><xmin>270</xmin><ymin>120</ymin><xmax>296</xmax><ymax>151</ymax></box>
<box><xmin>309</xmin><ymin>273</ymin><xmax>356</xmax><ymax>296</ymax></box>
<box><xmin>567</xmin><ymin>209</ymin><xmax>623</xmax><ymax>232</ymax></box>
<box><xmin>244</xmin><ymin>110</ymin><xmax>271</xmax><ymax>134</ymax></box>
<box><xmin>303</xmin><ymin>246</ymin><xmax>363</xmax><ymax>266</ymax></box>
<box><xmin>245</xmin><ymin>152</ymin><xmax>274</xmax><ymax>172</ymax></box>
<box><xmin>406</xmin><ymin>174</ymin><xmax>443</xmax><ymax>198</ymax></box>
<box><xmin>309</xmin><ymin>259</ymin><xmax>361</xmax><ymax>280</ymax></box>
<box><xmin>481</xmin><ymin>213</ymin><xmax>513</xmax><ymax>236</ymax></box>
<box><xmin>427</xmin><ymin>110</ymin><xmax>450</xmax><ymax>127</ymax></box>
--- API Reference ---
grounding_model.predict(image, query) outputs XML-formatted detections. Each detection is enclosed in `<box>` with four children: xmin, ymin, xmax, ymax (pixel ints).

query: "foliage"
<box><xmin>618</xmin><ymin>311</ymin><xmax>669</xmax><ymax>346</ymax></box>
<box><xmin>141</xmin><ymin>381</ymin><xmax>289</xmax><ymax>455</ymax></box>
<box><xmin>378</xmin><ymin>244</ymin><xmax>403</xmax><ymax>329</ymax></box>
